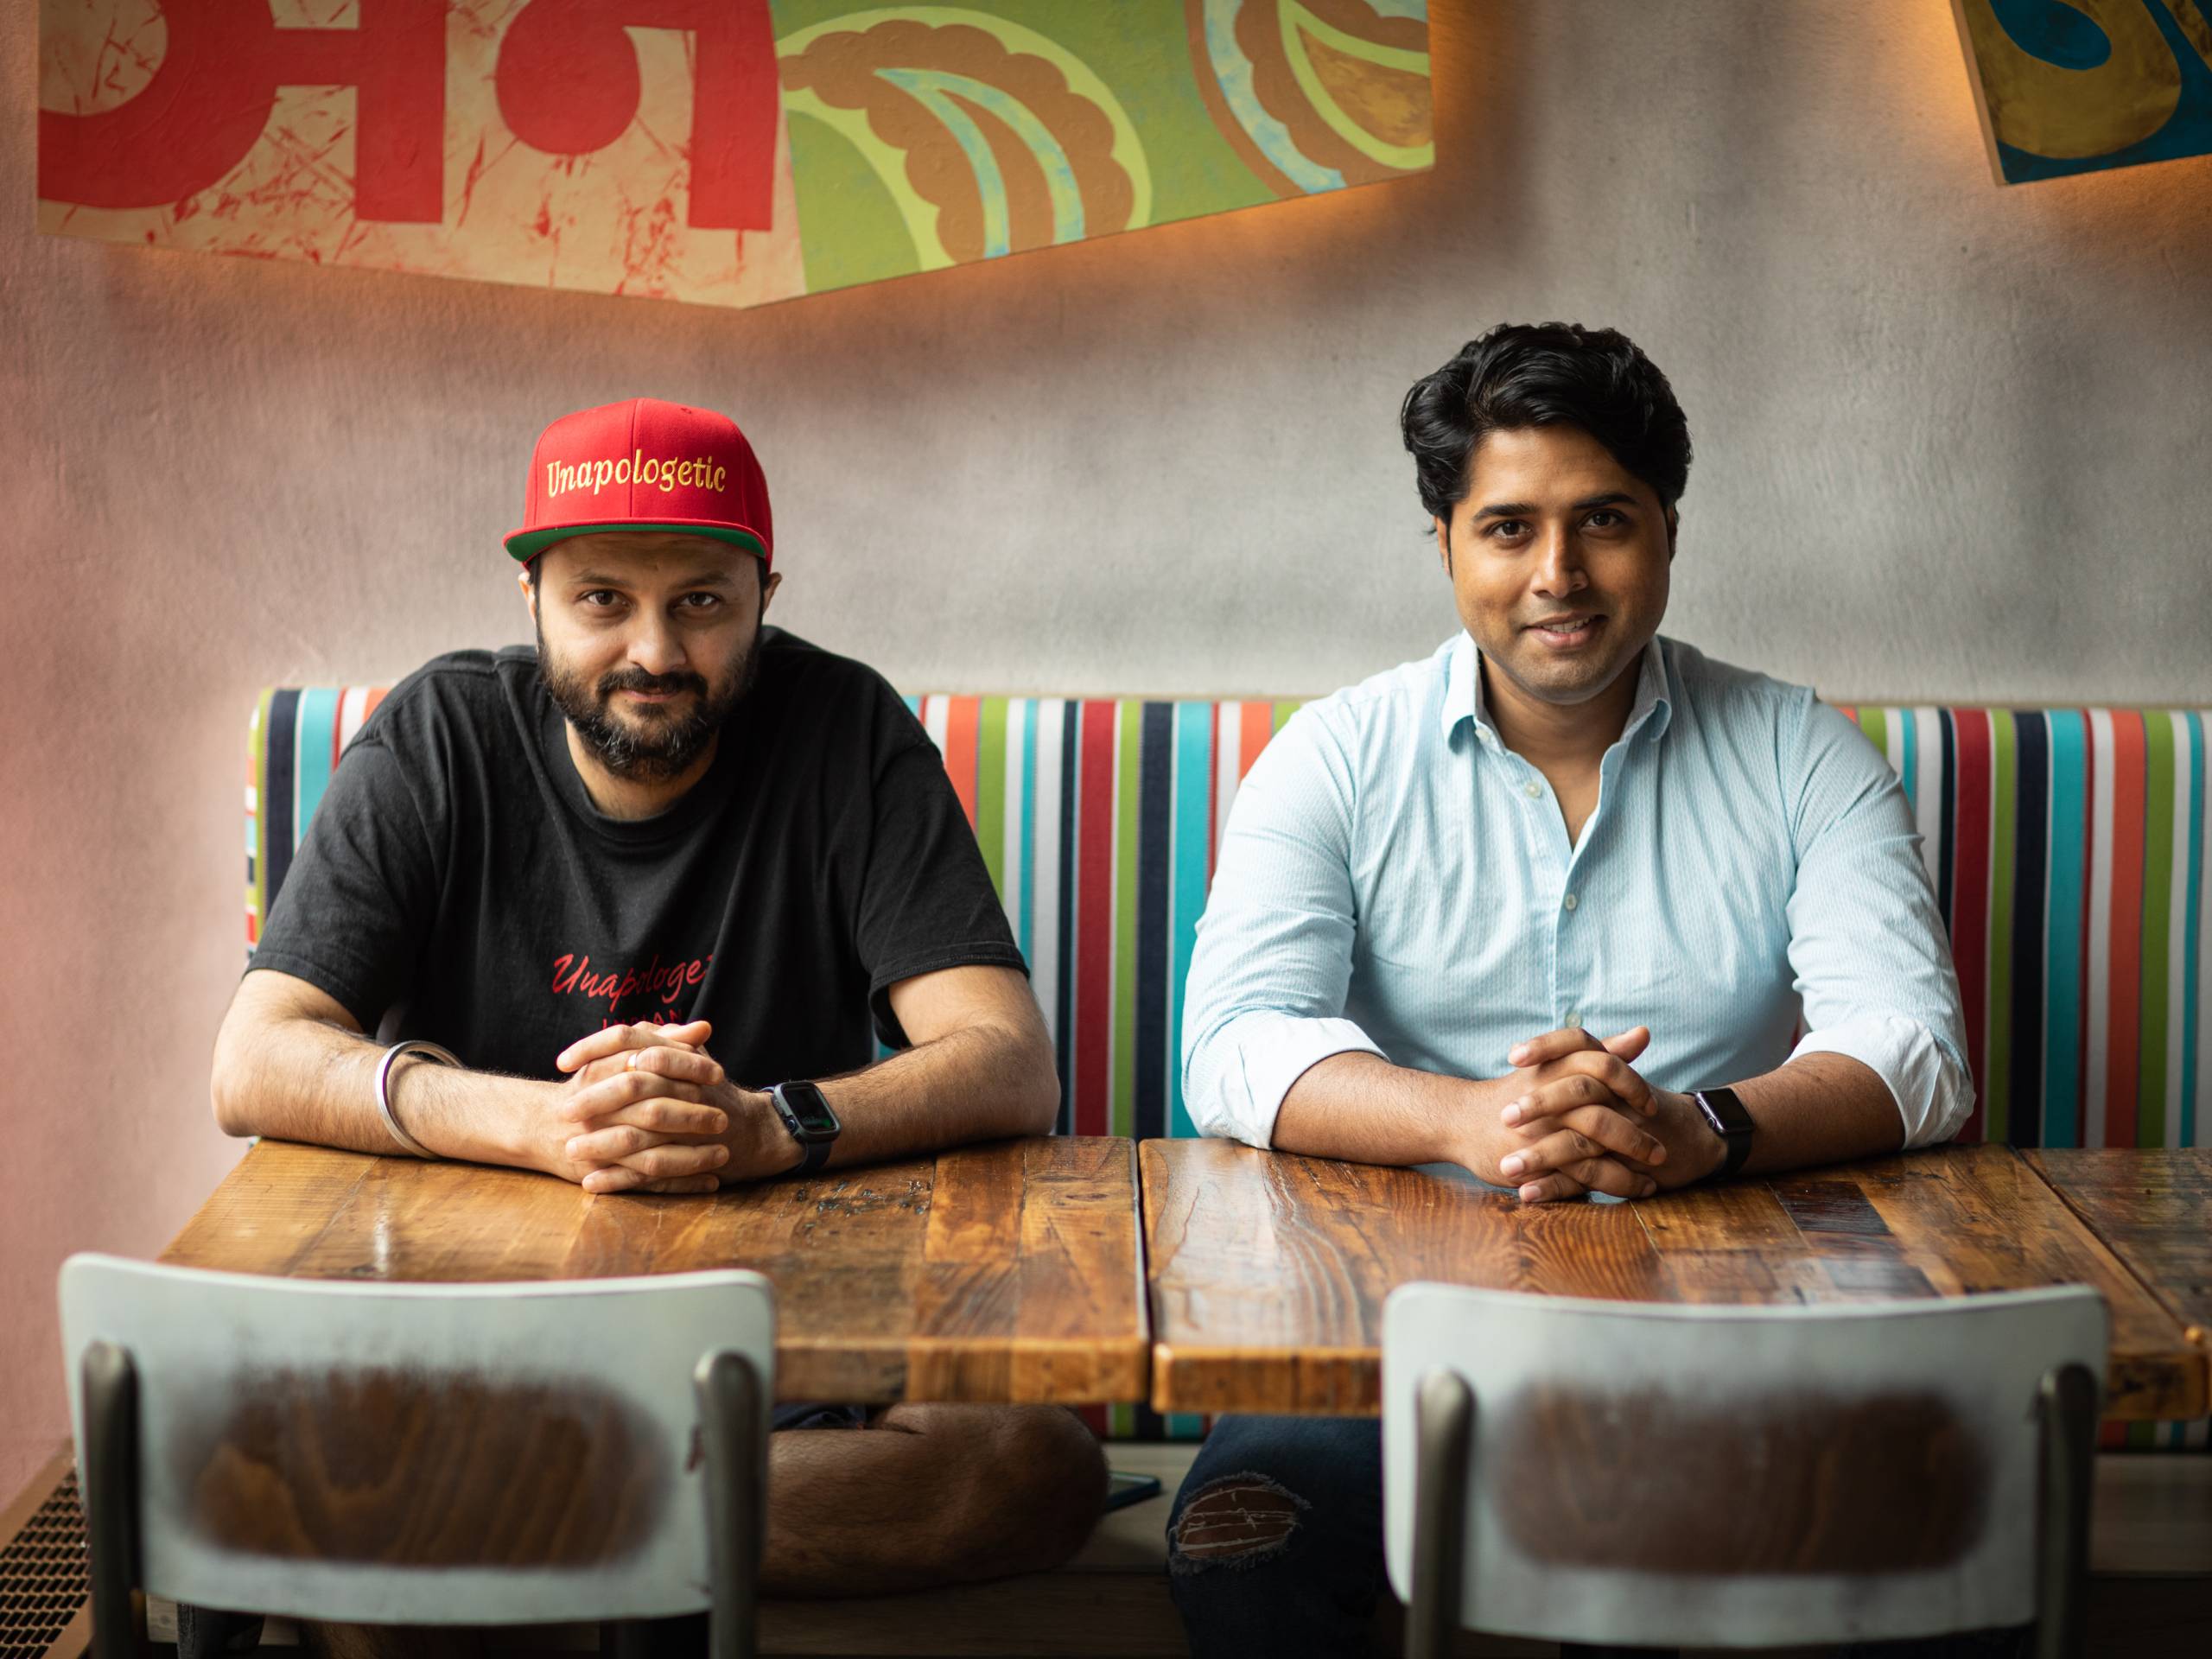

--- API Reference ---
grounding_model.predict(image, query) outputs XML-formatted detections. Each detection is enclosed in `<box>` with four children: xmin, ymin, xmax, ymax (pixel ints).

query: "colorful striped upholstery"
<box><xmin>1840</xmin><ymin>709</ymin><xmax>2206</xmax><ymax>1154</ymax></box>
<box><xmin>245</xmin><ymin>686</ymin><xmax>390</xmax><ymax>956</ymax></box>
<box><xmin>245</xmin><ymin>690</ymin><xmax>2210</xmax><ymax>1442</ymax></box>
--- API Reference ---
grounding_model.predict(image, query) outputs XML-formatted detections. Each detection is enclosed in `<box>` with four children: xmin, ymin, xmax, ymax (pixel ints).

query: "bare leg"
<box><xmin>763</xmin><ymin>1403</ymin><xmax>1107</xmax><ymax>1597</ymax></box>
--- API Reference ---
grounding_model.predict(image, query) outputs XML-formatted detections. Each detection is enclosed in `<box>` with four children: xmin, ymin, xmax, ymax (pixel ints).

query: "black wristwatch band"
<box><xmin>1692</xmin><ymin>1086</ymin><xmax>1755</xmax><ymax>1179</ymax></box>
<box><xmin>768</xmin><ymin>1081</ymin><xmax>841</xmax><ymax>1175</ymax></box>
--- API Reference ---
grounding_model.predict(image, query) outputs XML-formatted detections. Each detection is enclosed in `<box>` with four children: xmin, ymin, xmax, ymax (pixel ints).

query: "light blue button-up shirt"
<box><xmin>1181</xmin><ymin>632</ymin><xmax>1972</xmax><ymax>1151</ymax></box>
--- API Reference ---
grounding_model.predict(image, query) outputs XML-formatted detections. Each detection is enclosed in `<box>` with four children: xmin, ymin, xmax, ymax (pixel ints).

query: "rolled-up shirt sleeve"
<box><xmin>1180</xmin><ymin>708</ymin><xmax>1384</xmax><ymax>1147</ymax></box>
<box><xmin>1783</xmin><ymin>697</ymin><xmax>1974</xmax><ymax>1147</ymax></box>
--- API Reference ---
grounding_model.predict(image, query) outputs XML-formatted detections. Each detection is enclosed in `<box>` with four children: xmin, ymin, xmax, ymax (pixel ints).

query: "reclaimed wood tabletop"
<box><xmin>2024</xmin><ymin>1148</ymin><xmax>2212</xmax><ymax>1351</ymax></box>
<box><xmin>1141</xmin><ymin>1139</ymin><xmax>2209</xmax><ymax>1421</ymax></box>
<box><xmin>162</xmin><ymin>1135</ymin><xmax>1149</xmax><ymax>1408</ymax></box>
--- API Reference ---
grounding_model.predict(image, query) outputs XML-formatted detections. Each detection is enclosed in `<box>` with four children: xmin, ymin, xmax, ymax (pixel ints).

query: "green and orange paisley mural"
<box><xmin>36</xmin><ymin>0</ymin><xmax>1434</xmax><ymax>308</ymax></box>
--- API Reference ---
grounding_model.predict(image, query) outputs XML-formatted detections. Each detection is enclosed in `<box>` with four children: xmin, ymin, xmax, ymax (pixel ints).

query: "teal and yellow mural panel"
<box><xmin>36</xmin><ymin>0</ymin><xmax>1433</xmax><ymax>308</ymax></box>
<box><xmin>1951</xmin><ymin>0</ymin><xmax>2212</xmax><ymax>182</ymax></box>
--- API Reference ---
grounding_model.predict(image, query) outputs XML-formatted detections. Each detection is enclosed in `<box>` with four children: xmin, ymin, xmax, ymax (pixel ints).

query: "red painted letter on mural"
<box><xmin>493</xmin><ymin>0</ymin><xmax>780</xmax><ymax>231</ymax></box>
<box><xmin>39</xmin><ymin>0</ymin><xmax>447</xmax><ymax>222</ymax></box>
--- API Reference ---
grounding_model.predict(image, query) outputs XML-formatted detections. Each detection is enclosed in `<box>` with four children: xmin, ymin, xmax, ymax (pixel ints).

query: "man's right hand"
<box><xmin>1457</xmin><ymin>1026</ymin><xmax>1669</xmax><ymax>1201</ymax></box>
<box><xmin>533</xmin><ymin>1019</ymin><xmax>734</xmax><ymax>1194</ymax></box>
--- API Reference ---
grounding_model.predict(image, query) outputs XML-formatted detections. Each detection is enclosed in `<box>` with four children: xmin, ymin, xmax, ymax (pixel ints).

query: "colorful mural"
<box><xmin>1950</xmin><ymin>0</ymin><xmax>2212</xmax><ymax>183</ymax></box>
<box><xmin>36</xmin><ymin>1</ymin><xmax>1433</xmax><ymax>307</ymax></box>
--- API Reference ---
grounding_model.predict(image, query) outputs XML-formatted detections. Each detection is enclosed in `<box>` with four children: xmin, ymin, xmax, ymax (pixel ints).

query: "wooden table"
<box><xmin>1141</xmin><ymin>1139</ymin><xmax>2209</xmax><ymax>1421</ymax></box>
<box><xmin>2025</xmin><ymin>1148</ymin><xmax>2212</xmax><ymax>1353</ymax></box>
<box><xmin>164</xmin><ymin>1136</ymin><xmax>1149</xmax><ymax>1407</ymax></box>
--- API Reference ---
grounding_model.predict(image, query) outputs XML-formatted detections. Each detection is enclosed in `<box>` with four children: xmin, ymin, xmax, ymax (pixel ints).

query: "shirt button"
<box><xmin>1565</xmin><ymin>1010</ymin><xmax>1582</xmax><ymax>1027</ymax></box>
<box><xmin>1523</xmin><ymin>779</ymin><xmax>1542</xmax><ymax>798</ymax></box>
<box><xmin>1563</xmin><ymin>893</ymin><xmax>1578</xmax><ymax>911</ymax></box>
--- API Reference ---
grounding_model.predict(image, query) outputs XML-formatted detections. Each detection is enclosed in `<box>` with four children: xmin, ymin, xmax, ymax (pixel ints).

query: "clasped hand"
<box><xmin>1465</xmin><ymin>1025</ymin><xmax>1722</xmax><ymax>1204</ymax></box>
<box><xmin>533</xmin><ymin>1018</ymin><xmax>1719</xmax><ymax>1202</ymax></box>
<box><xmin>531</xmin><ymin>1020</ymin><xmax>798</xmax><ymax>1196</ymax></box>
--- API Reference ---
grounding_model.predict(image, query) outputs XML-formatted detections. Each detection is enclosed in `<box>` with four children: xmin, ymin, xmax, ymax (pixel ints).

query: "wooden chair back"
<box><xmin>1380</xmin><ymin>1282</ymin><xmax>2105</xmax><ymax>1656</ymax></box>
<box><xmin>58</xmin><ymin>1256</ymin><xmax>774</xmax><ymax>1654</ymax></box>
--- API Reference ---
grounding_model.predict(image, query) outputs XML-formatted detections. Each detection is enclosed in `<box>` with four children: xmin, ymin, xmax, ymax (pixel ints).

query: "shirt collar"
<box><xmin>1440</xmin><ymin>629</ymin><xmax>1675</xmax><ymax>747</ymax></box>
<box><xmin>1440</xmin><ymin>629</ymin><xmax>1480</xmax><ymax>741</ymax></box>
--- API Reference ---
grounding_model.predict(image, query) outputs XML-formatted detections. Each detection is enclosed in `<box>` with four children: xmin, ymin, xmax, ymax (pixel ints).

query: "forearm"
<box><xmin>1270</xmin><ymin>1052</ymin><xmax>1493</xmax><ymax>1173</ymax></box>
<box><xmin>212</xmin><ymin>1013</ymin><xmax>541</xmax><ymax>1169</ymax></box>
<box><xmin>1726</xmin><ymin>1051</ymin><xmax>1904</xmax><ymax>1177</ymax></box>
<box><xmin>753</xmin><ymin>1016</ymin><xmax>1058</xmax><ymax>1176</ymax></box>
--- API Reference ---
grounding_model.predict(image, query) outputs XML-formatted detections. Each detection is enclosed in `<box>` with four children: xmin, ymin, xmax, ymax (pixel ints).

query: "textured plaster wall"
<box><xmin>3</xmin><ymin>1</ymin><xmax>2210</xmax><ymax>1493</ymax></box>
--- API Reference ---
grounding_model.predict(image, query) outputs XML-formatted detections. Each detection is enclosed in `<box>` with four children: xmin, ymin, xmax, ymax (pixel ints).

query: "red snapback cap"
<box><xmin>505</xmin><ymin>397</ymin><xmax>773</xmax><ymax>568</ymax></box>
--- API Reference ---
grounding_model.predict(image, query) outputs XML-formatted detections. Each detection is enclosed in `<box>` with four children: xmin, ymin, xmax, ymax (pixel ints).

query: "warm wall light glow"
<box><xmin>1949</xmin><ymin>0</ymin><xmax>2212</xmax><ymax>183</ymax></box>
<box><xmin>35</xmin><ymin>0</ymin><xmax>1437</xmax><ymax>308</ymax></box>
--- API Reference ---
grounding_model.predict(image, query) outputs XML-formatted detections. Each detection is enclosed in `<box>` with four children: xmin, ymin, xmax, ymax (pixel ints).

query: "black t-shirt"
<box><xmin>251</xmin><ymin>629</ymin><xmax>1025</xmax><ymax>1084</ymax></box>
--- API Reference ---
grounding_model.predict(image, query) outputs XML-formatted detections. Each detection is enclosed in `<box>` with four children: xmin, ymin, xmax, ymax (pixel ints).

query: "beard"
<box><xmin>536</xmin><ymin>613</ymin><xmax>762</xmax><ymax>784</ymax></box>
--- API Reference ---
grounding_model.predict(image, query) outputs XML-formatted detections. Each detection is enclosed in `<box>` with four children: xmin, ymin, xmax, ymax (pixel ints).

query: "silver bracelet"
<box><xmin>374</xmin><ymin>1039</ymin><xmax>460</xmax><ymax>1159</ymax></box>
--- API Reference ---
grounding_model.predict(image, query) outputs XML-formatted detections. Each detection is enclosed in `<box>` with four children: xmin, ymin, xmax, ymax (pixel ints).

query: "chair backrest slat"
<box><xmin>1381</xmin><ymin>1282</ymin><xmax>2107</xmax><ymax>1649</ymax></box>
<box><xmin>60</xmin><ymin>1255</ymin><xmax>773</xmax><ymax>1625</ymax></box>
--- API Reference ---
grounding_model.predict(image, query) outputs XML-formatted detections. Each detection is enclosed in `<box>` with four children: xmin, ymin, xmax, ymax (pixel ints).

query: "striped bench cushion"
<box><xmin>1844</xmin><ymin>709</ymin><xmax>2206</xmax><ymax>1154</ymax></box>
<box><xmin>245</xmin><ymin>691</ymin><xmax>2210</xmax><ymax>1443</ymax></box>
<box><xmin>251</xmin><ymin>692</ymin><xmax>2205</xmax><ymax>1154</ymax></box>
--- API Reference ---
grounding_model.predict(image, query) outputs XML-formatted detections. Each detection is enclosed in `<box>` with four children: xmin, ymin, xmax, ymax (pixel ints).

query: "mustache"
<box><xmin>599</xmin><ymin>667</ymin><xmax>708</xmax><ymax>699</ymax></box>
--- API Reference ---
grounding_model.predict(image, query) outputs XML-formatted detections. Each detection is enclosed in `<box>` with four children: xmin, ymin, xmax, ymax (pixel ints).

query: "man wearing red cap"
<box><xmin>209</xmin><ymin>399</ymin><xmax>1105</xmax><ymax>1613</ymax></box>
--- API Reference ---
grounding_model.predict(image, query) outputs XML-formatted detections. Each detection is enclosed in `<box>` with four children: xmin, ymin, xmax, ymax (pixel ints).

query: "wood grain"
<box><xmin>188</xmin><ymin>1371</ymin><xmax>667</xmax><ymax>1563</ymax></box>
<box><xmin>2025</xmin><ymin>1149</ymin><xmax>2212</xmax><ymax>1350</ymax></box>
<box><xmin>162</xmin><ymin>1136</ymin><xmax>1149</xmax><ymax>1408</ymax></box>
<box><xmin>1495</xmin><ymin>1388</ymin><xmax>1988</xmax><ymax>1573</ymax></box>
<box><xmin>1143</xmin><ymin>1141</ymin><xmax>2208</xmax><ymax>1419</ymax></box>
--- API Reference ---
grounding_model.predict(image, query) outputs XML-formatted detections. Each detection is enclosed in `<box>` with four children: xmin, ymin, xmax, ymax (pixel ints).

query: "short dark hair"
<box><xmin>1399</xmin><ymin>322</ymin><xmax>1692</xmax><ymax>532</ymax></box>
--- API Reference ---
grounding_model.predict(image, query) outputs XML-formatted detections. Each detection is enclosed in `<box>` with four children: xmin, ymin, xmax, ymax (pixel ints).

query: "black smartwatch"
<box><xmin>1692</xmin><ymin>1086</ymin><xmax>1754</xmax><ymax>1179</ymax></box>
<box><xmin>767</xmin><ymin>1081</ymin><xmax>842</xmax><ymax>1175</ymax></box>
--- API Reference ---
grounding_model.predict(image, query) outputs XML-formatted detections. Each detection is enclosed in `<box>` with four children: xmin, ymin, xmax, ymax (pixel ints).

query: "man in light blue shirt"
<box><xmin>1164</xmin><ymin>323</ymin><xmax>1974</xmax><ymax>1658</ymax></box>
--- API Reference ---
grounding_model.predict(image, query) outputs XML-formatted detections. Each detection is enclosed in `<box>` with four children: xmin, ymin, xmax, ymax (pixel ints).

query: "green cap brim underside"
<box><xmin>505</xmin><ymin>523</ymin><xmax>768</xmax><ymax>563</ymax></box>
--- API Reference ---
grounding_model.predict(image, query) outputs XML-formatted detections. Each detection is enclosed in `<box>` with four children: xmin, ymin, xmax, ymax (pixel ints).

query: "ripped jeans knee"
<box><xmin>1165</xmin><ymin>1418</ymin><xmax>1384</xmax><ymax>1657</ymax></box>
<box><xmin>1168</xmin><ymin>1471</ymin><xmax>1312</xmax><ymax>1574</ymax></box>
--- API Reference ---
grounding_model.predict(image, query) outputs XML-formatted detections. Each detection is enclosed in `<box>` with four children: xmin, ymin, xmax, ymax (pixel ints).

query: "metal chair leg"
<box><xmin>2034</xmin><ymin>1363</ymin><xmax>2097</xmax><ymax>1659</ymax></box>
<box><xmin>81</xmin><ymin>1340</ymin><xmax>143</xmax><ymax>1659</ymax></box>
<box><xmin>1408</xmin><ymin>1369</ymin><xmax>1475</xmax><ymax>1659</ymax></box>
<box><xmin>695</xmin><ymin>1351</ymin><xmax>766</xmax><ymax>1659</ymax></box>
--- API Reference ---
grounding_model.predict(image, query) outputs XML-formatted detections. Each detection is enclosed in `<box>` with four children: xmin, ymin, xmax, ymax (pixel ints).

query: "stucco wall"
<box><xmin>4</xmin><ymin>1</ymin><xmax>2209</xmax><ymax>1494</ymax></box>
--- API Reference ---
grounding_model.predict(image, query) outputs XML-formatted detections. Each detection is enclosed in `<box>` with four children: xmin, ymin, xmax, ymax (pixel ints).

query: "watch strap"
<box><xmin>769</xmin><ymin>1082</ymin><xmax>837</xmax><ymax>1175</ymax></box>
<box><xmin>1693</xmin><ymin>1085</ymin><xmax>1754</xmax><ymax>1179</ymax></box>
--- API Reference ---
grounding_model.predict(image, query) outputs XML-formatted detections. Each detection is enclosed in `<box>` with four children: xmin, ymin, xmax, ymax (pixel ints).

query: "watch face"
<box><xmin>1697</xmin><ymin>1088</ymin><xmax>1753</xmax><ymax>1137</ymax></box>
<box><xmin>777</xmin><ymin>1081</ymin><xmax>841</xmax><ymax>1139</ymax></box>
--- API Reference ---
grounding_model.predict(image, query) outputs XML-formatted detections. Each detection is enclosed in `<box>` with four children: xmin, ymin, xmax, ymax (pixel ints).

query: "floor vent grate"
<box><xmin>0</xmin><ymin>1454</ymin><xmax>90</xmax><ymax>1659</ymax></box>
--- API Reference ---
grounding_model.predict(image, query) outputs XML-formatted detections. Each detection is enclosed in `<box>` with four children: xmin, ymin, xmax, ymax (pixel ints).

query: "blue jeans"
<box><xmin>1166</xmin><ymin>1414</ymin><xmax>1386</xmax><ymax>1658</ymax></box>
<box><xmin>1165</xmin><ymin>1414</ymin><xmax>2031</xmax><ymax>1659</ymax></box>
